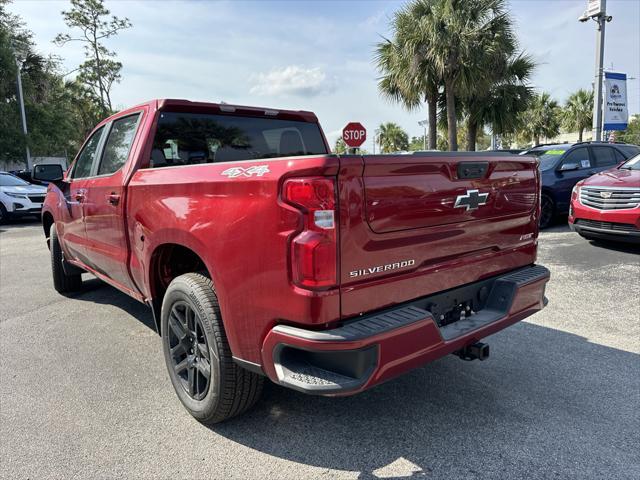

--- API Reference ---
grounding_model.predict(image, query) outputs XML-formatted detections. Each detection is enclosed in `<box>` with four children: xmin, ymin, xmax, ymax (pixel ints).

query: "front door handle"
<box><xmin>108</xmin><ymin>193</ymin><xmax>120</xmax><ymax>205</ymax></box>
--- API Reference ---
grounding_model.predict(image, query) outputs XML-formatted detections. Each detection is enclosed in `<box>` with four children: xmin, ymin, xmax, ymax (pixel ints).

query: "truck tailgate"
<box><xmin>337</xmin><ymin>153</ymin><xmax>540</xmax><ymax>318</ymax></box>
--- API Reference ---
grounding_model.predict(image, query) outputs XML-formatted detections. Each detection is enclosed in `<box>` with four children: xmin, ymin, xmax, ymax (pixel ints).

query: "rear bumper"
<box><xmin>261</xmin><ymin>264</ymin><xmax>550</xmax><ymax>395</ymax></box>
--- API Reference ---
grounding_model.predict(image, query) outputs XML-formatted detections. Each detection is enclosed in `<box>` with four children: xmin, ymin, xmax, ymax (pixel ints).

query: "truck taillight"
<box><xmin>283</xmin><ymin>177</ymin><xmax>337</xmax><ymax>289</ymax></box>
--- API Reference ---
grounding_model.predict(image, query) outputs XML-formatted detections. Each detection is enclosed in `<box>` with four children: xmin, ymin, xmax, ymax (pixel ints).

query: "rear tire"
<box><xmin>50</xmin><ymin>227</ymin><xmax>83</xmax><ymax>293</ymax></box>
<box><xmin>161</xmin><ymin>272</ymin><xmax>263</xmax><ymax>424</ymax></box>
<box><xmin>539</xmin><ymin>194</ymin><xmax>555</xmax><ymax>229</ymax></box>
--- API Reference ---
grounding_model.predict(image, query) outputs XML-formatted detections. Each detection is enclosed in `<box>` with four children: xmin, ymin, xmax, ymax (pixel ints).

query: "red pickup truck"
<box><xmin>37</xmin><ymin>99</ymin><xmax>549</xmax><ymax>424</ymax></box>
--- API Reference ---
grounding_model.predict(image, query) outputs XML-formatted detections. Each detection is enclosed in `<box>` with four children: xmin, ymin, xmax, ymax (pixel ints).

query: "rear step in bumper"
<box><xmin>261</xmin><ymin>264</ymin><xmax>550</xmax><ymax>395</ymax></box>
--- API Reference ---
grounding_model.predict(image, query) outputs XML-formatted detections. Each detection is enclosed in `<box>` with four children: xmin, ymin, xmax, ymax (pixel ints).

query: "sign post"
<box><xmin>579</xmin><ymin>0</ymin><xmax>612</xmax><ymax>142</ymax></box>
<box><xmin>342</xmin><ymin>122</ymin><xmax>367</xmax><ymax>154</ymax></box>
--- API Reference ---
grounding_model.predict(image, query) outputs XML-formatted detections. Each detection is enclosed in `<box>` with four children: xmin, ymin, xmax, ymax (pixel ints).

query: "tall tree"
<box><xmin>375</xmin><ymin>1</ymin><xmax>440</xmax><ymax>150</ymax></box>
<box><xmin>562</xmin><ymin>89</ymin><xmax>593</xmax><ymax>142</ymax></box>
<box><xmin>424</xmin><ymin>0</ymin><xmax>512</xmax><ymax>151</ymax></box>
<box><xmin>618</xmin><ymin>114</ymin><xmax>640</xmax><ymax>146</ymax></box>
<box><xmin>377</xmin><ymin>122</ymin><xmax>409</xmax><ymax>153</ymax></box>
<box><xmin>1</xmin><ymin>0</ymin><xmax>104</xmax><ymax>167</ymax></box>
<box><xmin>54</xmin><ymin>0</ymin><xmax>131</xmax><ymax>116</ymax></box>
<box><xmin>463</xmin><ymin>53</ymin><xmax>535</xmax><ymax>150</ymax></box>
<box><xmin>518</xmin><ymin>92</ymin><xmax>561</xmax><ymax>145</ymax></box>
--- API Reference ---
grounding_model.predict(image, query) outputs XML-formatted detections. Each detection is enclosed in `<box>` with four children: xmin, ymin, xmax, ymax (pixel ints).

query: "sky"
<box><xmin>8</xmin><ymin>0</ymin><xmax>640</xmax><ymax>149</ymax></box>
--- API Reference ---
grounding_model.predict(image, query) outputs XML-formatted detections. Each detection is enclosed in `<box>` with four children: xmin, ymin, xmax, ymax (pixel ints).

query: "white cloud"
<box><xmin>250</xmin><ymin>66</ymin><xmax>334</xmax><ymax>97</ymax></box>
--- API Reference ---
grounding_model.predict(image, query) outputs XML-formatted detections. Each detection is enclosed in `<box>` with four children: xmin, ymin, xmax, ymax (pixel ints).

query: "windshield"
<box><xmin>620</xmin><ymin>153</ymin><xmax>640</xmax><ymax>170</ymax></box>
<box><xmin>0</xmin><ymin>173</ymin><xmax>30</xmax><ymax>187</ymax></box>
<box><xmin>527</xmin><ymin>148</ymin><xmax>568</xmax><ymax>170</ymax></box>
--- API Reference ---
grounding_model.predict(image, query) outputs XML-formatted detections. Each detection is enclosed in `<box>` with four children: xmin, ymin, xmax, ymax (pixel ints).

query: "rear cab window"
<box><xmin>149</xmin><ymin>112</ymin><xmax>328</xmax><ymax>168</ymax></box>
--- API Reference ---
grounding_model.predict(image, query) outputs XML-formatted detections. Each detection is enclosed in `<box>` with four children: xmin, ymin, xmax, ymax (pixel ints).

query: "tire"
<box><xmin>161</xmin><ymin>272</ymin><xmax>263</xmax><ymax>424</ymax></box>
<box><xmin>0</xmin><ymin>204</ymin><xmax>8</xmax><ymax>224</ymax></box>
<box><xmin>539</xmin><ymin>194</ymin><xmax>555</xmax><ymax>229</ymax></box>
<box><xmin>50</xmin><ymin>227</ymin><xmax>83</xmax><ymax>293</ymax></box>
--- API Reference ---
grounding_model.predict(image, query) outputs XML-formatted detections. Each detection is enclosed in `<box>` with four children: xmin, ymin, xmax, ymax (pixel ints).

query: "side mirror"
<box><xmin>32</xmin><ymin>164</ymin><xmax>64</xmax><ymax>183</ymax></box>
<box><xmin>559</xmin><ymin>162</ymin><xmax>580</xmax><ymax>172</ymax></box>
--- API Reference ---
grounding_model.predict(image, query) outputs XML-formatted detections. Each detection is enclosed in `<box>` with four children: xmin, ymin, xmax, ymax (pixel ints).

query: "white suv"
<box><xmin>0</xmin><ymin>172</ymin><xmax>48</xmax><ymax>223</ymax></box>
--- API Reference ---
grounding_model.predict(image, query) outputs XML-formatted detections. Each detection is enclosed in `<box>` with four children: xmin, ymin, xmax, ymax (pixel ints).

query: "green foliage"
<box><xmin>0</xmin><ymin>0</ymin><xmax>105</xmax><ymax>167</ymax></box>
<box><xmin>376</xmin><ymin>0</ymin><xmax>533</xmax><ymax>151</ymax></box>
<box><xmin>517</xmin><ymin>92</ymin><xmax>561</xmax><ymax>146</ymax></box>
<box><xmin>463</xmin><ymin>53</ymin><xmax>535</xmax><ymax>150</ymax></box>
<box><xmin>561</xmin><ymin>89</ymin><xmax>593</xmax><ymax>142</ymax></box>
<box><xmin>54</xmin><ymin>0</ymin><xmax>131</xmax><ymax>116</ymax></box>
<box><xmin>374</xmin><ymin>1</ymin><xmax>440</xmax><ymax>150</ymax></box>
<box><xmin>617</xmin><ymin>115</ymin><xmax>640</xmax><ymax>146</ymax></box>
<box><xmin>409</xmin><ymin>135</ymin><xmax>427</xmax><ymax>151</ymax></box>
<box><xmin>334</xmin><ymin>137</ymin><xmax>347</xmax><ymax>154</ymax></box>
<box><xmin>377</xmin><ymin>122</ymin><xmax>409</xmax><ymax>153</ymax></box>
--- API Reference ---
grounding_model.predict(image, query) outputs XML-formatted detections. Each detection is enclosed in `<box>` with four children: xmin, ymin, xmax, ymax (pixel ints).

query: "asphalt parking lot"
<box><xmin>1</xmin><ymin>220</ymin><xmax>639</xmax><ymax>479</ymax></box>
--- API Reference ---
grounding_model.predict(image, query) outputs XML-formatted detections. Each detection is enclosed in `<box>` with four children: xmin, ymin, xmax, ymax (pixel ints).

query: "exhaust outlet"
<box><xmin>454</xmin><ymin>342</ymin><xmax>490</xmax><ymax>361</ymax></box>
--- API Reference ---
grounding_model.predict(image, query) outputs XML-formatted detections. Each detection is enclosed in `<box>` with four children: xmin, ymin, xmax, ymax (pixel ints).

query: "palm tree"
<box><xmin>377</xmin><ymin>122</ymin><xmax>409</xmax><ymax>153</ymax></box>
<box><xmin>375</xmin><ymin>2</ymin><xmax>440</xmax><ymax>150</ymax></box>
<box><xmin>463</xmin><ymin>53</ymin><xmax>535</xmax><ymax>150</ymax></box>
<box><xmin>334</xmin><ymin>137</ymin><xmax>347</xmax><ymax>154</ymax></box>
<box><xmin>423</xmin><ymin>0</ymin><xmax>512</xmax><ymax>151</ymax></box>
<box><xmin>518</xmin><ymin>92</ymin><xmax>561</xmax><ymax>145</ymax></box>
<box><xmin>562</xmin><ymin>89</ymin><xmax>593</xmax><ymax>142</ymax></box>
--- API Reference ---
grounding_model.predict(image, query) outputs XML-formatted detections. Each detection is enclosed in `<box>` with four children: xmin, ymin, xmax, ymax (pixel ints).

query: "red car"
<box><xmin>36</xmin><ymin>99</ymin><xmax>549</xmax><ymax>423</ymax></box>
<box><xmin>569</xmin><ymin>153</ymin><xmax>640</xmax><ymax>244</ymax></box>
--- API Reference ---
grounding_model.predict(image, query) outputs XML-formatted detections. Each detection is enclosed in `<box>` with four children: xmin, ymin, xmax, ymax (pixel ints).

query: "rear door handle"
<box><xmin>108</xmin><ymin>193</ymin><xmax>120</xmax><ymax>205</ymax></box>
<box><xmin>74</xmin><ymin>192</ymin><xmax>85</xmax><ymax>202</ymax></box>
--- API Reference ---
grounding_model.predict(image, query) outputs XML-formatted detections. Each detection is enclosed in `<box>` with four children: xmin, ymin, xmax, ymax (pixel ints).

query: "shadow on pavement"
<box><xmin>70</xmin><ymin>277</ymin><xmax>157</xmax><ymax>332</ymax></box>
<box><xmin>210</xmin><ymin>322</ymin><xmax>639</xmax><ymax>479</ymax></box>
<box><xmin>0</xmin><ymin>217</ymin><xmax>41</xmax><ymax>233</ymax></box>
<box><xmin>55</xmin><ymin>257</ymin><xmax>639</xmax><ymax>478</ymax></box>
<box><xmin>588</xmin><ymin>239</ymin><xmax>640</xmax><ymax>254</ymax></box>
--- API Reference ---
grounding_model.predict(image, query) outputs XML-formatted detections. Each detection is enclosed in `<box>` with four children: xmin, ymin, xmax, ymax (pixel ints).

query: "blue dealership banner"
<box><xmin>603</xmin><ymin>71</ymin><xmax>628</xmax><ymax>131</ymax></box>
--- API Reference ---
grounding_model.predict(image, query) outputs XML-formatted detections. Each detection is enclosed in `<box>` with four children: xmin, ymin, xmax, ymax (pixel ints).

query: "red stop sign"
<box><xmin>342</xmin><ymin>122</ymin><xmax>367</xmax><ymax>148</ymax></box>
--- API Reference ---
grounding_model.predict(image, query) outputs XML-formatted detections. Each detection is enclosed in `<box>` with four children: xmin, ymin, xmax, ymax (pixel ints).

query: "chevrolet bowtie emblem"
<box><xmin>454</xmin><ymin>189</ymin><xmax>489</xmax><ymax>211</ymax></box>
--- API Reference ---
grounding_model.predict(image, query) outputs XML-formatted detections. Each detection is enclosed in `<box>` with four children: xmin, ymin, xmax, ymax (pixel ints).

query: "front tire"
<box><xmin>161</xmin><ymin>273</ymin><xmax>263</xmax><ymax>424</ymax></box>
<box><xmin>0</xmin><ymin>204</ymin><xmax>8</xmax><ymax>224</ymax></box>
<box><xmin>50</xmin><ymin>227</ymin><xmax>82</xmax><ymax>293</ymax></box>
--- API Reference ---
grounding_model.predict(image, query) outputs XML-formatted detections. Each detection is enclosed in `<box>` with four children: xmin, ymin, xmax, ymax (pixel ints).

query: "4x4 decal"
<box><xmin>221</xmin><ymin>165</ymin><xmax>270</xmax><ymax>178</ymax></box>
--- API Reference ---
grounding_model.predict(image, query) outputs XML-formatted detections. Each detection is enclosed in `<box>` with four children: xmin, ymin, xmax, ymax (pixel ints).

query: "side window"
<box><xmin>591</xmin><ymin>146</ymin><xmax>618</xmax><ymax>168</ymax></box>
<box><xmin>619</xmin><ymin>145</ymin><xmax>640</xmax><ymax>158</ymax></box>
<box><xmin>561</xmin><ymin>147</ymin><xmax>590</xmax><ymax>169</ymax></box>
<box><xmin>71</xmin><ymin>127</ymin><xmax>104</xmax><ymax>179</ymax></box>
<box><xmin>97</xmin><ymin>114</ymin><xmax>141</xmax><ymax>176</ymax></box>
<box><xmin>613</xmin><ymin>149</ymin><xmax>626</xmax><ymax>163</ymax></box>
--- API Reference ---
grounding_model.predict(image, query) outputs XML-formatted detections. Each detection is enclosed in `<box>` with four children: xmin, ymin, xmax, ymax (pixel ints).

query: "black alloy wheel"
<box><xmin>167</xmin><ymin>301</ymin><xmax>211</xmax><ymax>401</ymax></box>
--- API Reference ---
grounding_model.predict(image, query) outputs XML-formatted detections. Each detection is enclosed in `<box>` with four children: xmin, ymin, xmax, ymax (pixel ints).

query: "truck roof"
<box><xmin>119</xmin><ymin>99</ymin><xmax>320</xmax><ymax>123</ymax></box>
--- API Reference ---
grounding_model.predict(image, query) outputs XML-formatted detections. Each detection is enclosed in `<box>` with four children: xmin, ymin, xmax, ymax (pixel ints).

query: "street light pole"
<box><xmin>580</xmin><ymin>0</ymin><xmax>612</xmax><ymax>142</ymax></box>
<box><xmin>592</xmin><ymin>2</ymin><xmax>606</xmax><ymax>142</ymax></box>
<box><xmin>14</xmin><ymin>55</ymin><xmax>32</xmax><ymax>170</ymax></box>
<box><xmin>418</xmin><ymin>120</ymin><xmax>428</xmax><ymax>150</ymax></box>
